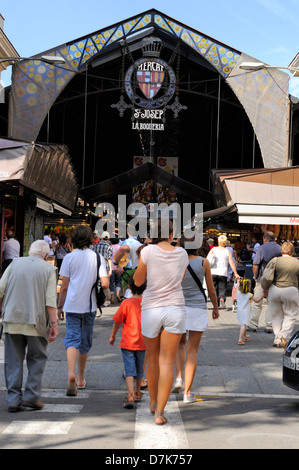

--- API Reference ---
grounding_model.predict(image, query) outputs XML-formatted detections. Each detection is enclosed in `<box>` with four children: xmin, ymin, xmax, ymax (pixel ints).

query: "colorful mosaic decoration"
<box><xmin>11</xmin><ymin>9</ymin><xmax>241</xmax><ymax>142</ymax></box>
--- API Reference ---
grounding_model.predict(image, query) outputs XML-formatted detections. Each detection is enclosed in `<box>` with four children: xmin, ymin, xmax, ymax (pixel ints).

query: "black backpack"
<box><xmin>90</xmin><ymin>253</ymin><xmax>105</xmax><ymax>315</ymax></box>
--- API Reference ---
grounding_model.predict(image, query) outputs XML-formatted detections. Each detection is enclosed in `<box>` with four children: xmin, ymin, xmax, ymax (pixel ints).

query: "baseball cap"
<box><xmin>101</xmin><ymin>231</ymin><xmax>110</xmax><ymax>239</ymax></box>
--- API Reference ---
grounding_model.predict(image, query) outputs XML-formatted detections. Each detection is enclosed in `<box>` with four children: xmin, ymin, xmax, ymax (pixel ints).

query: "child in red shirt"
<box><xmin>109</xmin><ymin>275</ymin><xmax>147</xmax><ymax>409</ymax></box>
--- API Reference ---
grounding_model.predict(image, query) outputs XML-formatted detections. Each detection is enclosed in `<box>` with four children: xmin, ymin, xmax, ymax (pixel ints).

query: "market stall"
<box><xmin>0</xmin><ymin>138</ymin><xmax>78</xmax><ymax>258</ymax></box>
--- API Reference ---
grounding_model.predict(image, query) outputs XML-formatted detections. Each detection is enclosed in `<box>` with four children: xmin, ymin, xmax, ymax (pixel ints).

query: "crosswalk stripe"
<box><xmin>41</xmin><ymin>391</ymin><xmax>89</xmax><ymax>399</ymax></box>
<box><xmin>2</xmin><ymin>392</ymin><xmax>86</xmax><ymax>435</ymax></box>
<box><xmin>3</xmin><ymin>421</ymin><xmax>73</xmax><ymax>435</ymax></box>
<box><xmin>134</xmin><ymin>394</ymin><xmax>189</xmax><ymax>449</ymax></box>
<box><xmin>195</xmin><ymin>392</ymin><xmax>299</xmax><ymax>400</ymax></box>
<box><xmin>37</xmin><ymin>404</ymin><xmax>83</xmax><ymax>413</ymax></box>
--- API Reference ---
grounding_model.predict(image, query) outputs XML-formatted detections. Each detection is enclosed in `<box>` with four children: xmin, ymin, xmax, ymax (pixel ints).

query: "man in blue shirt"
<box><xmin>250</xmin><ymin>236</ymin><xmax>261</xmax><ymax>261</ymax></box>
<box><xmin>247</xmin><ymin>231</ymin><xmax>281</xmax><ymax>333</ymax></box>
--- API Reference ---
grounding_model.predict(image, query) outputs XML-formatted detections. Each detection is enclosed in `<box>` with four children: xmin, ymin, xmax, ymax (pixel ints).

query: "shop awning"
<box><xmin>0</xmin><ymin>138</ymin><xmax>78</xmax><ymax>211</ymax></box>
<box><xmin>36</xmin><ymin>197</ymin><xmax>73</xmax><ymax>216</ymax></box>
<box><xmin>202</xmin><ymin>204</ymin><xmax>237</xmax><ymax>219</ymax></box>
<box><xmin>80</xmin><ymin>161</ymin><xmax>214</xmax><ymax>209</ymax></box>
<box><xmin>211</xmin><ymin>167</ymin><xmax>299</xmax><ymax>225</ymax></box>
<box><xmin>237</xmin><ymin>204</ymin><xmax>299</xmax><ymax>225</ymax></box>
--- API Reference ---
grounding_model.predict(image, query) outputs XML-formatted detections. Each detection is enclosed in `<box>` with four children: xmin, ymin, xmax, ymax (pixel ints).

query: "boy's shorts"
<box><xmin>121</xmin><ymin>349</ymin><xmax>146</xmax><ymax>379</ymax></box>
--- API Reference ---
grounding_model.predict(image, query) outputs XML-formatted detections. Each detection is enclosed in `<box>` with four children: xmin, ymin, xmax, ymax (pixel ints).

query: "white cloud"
<box><xmin>257</xmin><ymin>0</ymin><xmax>298</xmax><ymax>24</ymax></box>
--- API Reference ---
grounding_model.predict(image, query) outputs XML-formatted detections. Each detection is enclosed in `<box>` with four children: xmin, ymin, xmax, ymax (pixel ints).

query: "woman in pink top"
<box><xmin>133</xmin><ymin>220</ymin><xmax>188</xmax><ymax>425</ymax></box>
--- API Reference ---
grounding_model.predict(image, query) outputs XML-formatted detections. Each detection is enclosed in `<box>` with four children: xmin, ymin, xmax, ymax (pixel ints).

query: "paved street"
<box><xmin>1</xmin><ymin>294</ymin><xmax>299</xmax><ymax>451</ymax></box>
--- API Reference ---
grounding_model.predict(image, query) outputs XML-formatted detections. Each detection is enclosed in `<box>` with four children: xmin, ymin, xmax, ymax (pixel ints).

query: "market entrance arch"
<box><xmin>36</xmin><ymin>32</ymin><xmax>263</xmax><ymax>198</ymax></box>
<box><xmin>8</xmin><ymin>9</ymin><xmax>290</xmax><ymax>205</ymax></box>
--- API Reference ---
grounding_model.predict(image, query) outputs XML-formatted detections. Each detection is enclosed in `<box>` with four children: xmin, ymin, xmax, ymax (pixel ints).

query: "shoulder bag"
<box><xmin>260</xmin><ymin>257</ymin><xmax>278</xmax><ymax>290</ymax></box>
<box><xmin>90</xmin><ymin>253</ymin><xmax>106</xmax><ymax>315</ymax></box>
<box><xmin>207</xmin><ymin>248</ymin><xmax>216</xmax><ymax>267</ymax></box>
<box><xmin>187</xmin><ymin>263</ymin><xmax>207</xmax><ymax>303</ymax></box>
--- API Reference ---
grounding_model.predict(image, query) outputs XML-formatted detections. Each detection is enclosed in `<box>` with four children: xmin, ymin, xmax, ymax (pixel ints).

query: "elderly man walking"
<box><xmin>0</xmin><ymin>240</ymin><xmax>58</xmax><ymax>413</ymax></box>
<box><xmin>247</xmin><ymin>231</ymin><xmax>281</xmax><ymax>333</ymax></box>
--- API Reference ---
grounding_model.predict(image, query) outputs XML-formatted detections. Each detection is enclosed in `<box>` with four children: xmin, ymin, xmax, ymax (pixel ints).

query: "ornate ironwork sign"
<box><xmin>125</xmin><ymin>57</ymin><xmax>176</xmax><ymax>109</ymax></box>
<box><xmin>112</xmin><ymin>36</ymin><xmax>187</xmax><ymax>130</ymax></box>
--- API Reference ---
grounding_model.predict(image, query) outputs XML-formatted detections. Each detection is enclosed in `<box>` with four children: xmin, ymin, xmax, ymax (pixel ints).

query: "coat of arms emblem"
<box><xmin>112</xmin><ymin>36</ymin><xmax>187</xmax><ymax>125</ymax></box>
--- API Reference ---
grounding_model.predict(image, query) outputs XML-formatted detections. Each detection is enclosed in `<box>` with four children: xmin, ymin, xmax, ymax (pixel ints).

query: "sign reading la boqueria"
<box><xmin>132</xmin><ymin>108</ymin><xmax>165</xmax><ymax>131</ymax></box>
<box><xmin>125</xmin><ymin>57</ymin><xmax>176</xmax><ymax>131</ymax></box>
<box><xmin>111</xmin><ymin>37</ymin><xmax>187</xmax><ymax>129</ymax></box>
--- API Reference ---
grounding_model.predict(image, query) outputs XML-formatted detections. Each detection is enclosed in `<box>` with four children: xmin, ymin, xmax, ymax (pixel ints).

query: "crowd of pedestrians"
<box><xmin>0</xmin><ymin>223</ymin><xmax>298</xmax><ymax>425</ymax></box>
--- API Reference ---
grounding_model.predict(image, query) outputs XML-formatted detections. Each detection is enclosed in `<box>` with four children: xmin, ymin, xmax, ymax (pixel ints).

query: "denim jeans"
<box><xmin>121</xmin><ymin>349</ymin><xmax>146</xmax><ymax>379</ymax></box>
<box><xmin>64</xmin><ymin>311</ymin><xmax>96</xmax><ymax>354</ymax></box>
<box><xmin>109</xmin><ymin>270</ymin><xmax>122</xmax><ymax>293</ymax></box>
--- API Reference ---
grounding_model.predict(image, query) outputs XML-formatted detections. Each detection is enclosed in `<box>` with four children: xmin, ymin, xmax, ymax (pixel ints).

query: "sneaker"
<box><xmin>103</xmin><ymin>300</ymin><xmax>111</xmax><ymax>307</ymax></box>
<box><xmin>22</xmin><ymin>400</ymin><xmax>44</xmax><ymax>410</ymax></box>
<box><xmin>183</xmin><ymin>393</ymin><xmax>198</xmax><ymax>404</ymax></box>
<box><xmin>171</xmin><ymin>379</ymin><xmax>183</xmax><ymax>393</ymax></box>
<box><xmin>264</xmin><ymin>327</ymin><xmax>273</xmax><ymax>334</ymax></box>
<box><xmin>8</xmin><ymin>405</ymin><xmax>24</xmax><ymax>413</ymax></box>
<box><xmin>273</xmin><ymin>337</ymin><xmax>287</xmax><ymax>348</ymax></box>
<box><xmin>219</xmin><ymin>299</ymin><xmax>226</xmax><ymax>309</ymax></box>
<box><xmin>246</xmin><ymin>326</ymin><xmax>257</xmax><ymax>332</ymax></box>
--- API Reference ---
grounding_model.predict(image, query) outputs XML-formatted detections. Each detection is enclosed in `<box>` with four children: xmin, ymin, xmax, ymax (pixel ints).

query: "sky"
<box><xmin>1</xmin><ymin>0</ymin><xmax>299</xmax><ymax>96</ymax></box>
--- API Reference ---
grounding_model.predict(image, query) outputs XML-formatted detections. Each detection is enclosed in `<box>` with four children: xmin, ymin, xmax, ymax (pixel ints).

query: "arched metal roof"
<box><xmin>8</xmin><ymin>8</ymin><xmax>290</xmax><ymax>169</ymax></box>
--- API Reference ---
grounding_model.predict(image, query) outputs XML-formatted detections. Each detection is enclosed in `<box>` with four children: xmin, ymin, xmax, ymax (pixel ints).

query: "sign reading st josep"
<box><xmin>111</xmin><ymin>37</ymin><xmax>187</xmax><ymax>129</ymax></box>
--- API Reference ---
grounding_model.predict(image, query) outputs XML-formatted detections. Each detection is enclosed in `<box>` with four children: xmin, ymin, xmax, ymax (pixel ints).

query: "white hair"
<box><xmin>218</xmin><ymin>235</ymin><xmax>227</xmax><ymax>247</ymax></box>
<box><xmin>29</xmin><ymin>240</ymin><xmax>50</xmax><ymax>258</ymax></box>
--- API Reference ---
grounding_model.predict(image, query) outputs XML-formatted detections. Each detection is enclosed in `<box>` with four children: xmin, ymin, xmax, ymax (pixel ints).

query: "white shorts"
<box><xmin>141</xmin><ymin>305</ymin><xmax>186</xmax><ymax>338</ymax></box>
<box><xmin>185</xmin><ymin>306</ymin><xmax>208</xmax><ymax>332</ymax></box>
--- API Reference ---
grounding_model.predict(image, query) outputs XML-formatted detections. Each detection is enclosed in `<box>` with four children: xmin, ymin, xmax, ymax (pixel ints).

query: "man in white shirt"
<box><xmin>57</xmin><ymin>225</ymin><xmax>109</xmax><ymax>396</ymax></box>
<box><xmin>2</xmin><ymin>230</ymin><xmax>20</xmax><ymax>272</ymax></box>
<box><xmin>43</xmin><ymin>228</ymin><xmax>55</xmax><ymax>255</ymax></box>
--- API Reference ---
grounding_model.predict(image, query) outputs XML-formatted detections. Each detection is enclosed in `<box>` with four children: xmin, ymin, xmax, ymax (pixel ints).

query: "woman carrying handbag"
<box><xmin>266</xmin><ymin>242</ymin><xmax>299</xmax><ymax>348</ymax></box>
<box><xmin>172</xmin><ymin>235</ymin><xmax>219</xmax><ymax>403</ymax></box>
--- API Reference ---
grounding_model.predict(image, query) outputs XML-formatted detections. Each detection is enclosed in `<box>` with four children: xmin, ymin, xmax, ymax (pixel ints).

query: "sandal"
<box><xmin>244</xmin><ymin>335</ymin><xmax>250</xmax><ymax>342</ymax></box>
<box><xmin>149</xmin><ymin>402</ymin><xmax>157</xmax><ymax>414</ymax></box>
<box><xmin>140</xmin><ymin>379</ymin><xmax>148</xmax><ymax>390</ymax></box>
<box><xmin>76</xmin><ymin>379</ymin><xmax>86</xmax><ymax>390</ymax></box>
<box><xmin>155</xmin><ymin>412</ymin><xmax>168</xmax><ymax>425</ymax></box>
<box><xmin>238</xmin><ymin>340</ymin><xmax>245</xmax><ymax>346</ymax></box>
<box><xmin>66</xmin><ymin>384</ymin><xmax>78</xmax><ymax>396</ymax></box>
<box><xmin>134</xmin><ymin>391</ymin><xmax>143</xmax><ymax>402</ymax></box>
<box><xmin>123</xmin><ymin>393</ymin><xmax>135</xmax><ymax>409</ymax></box>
